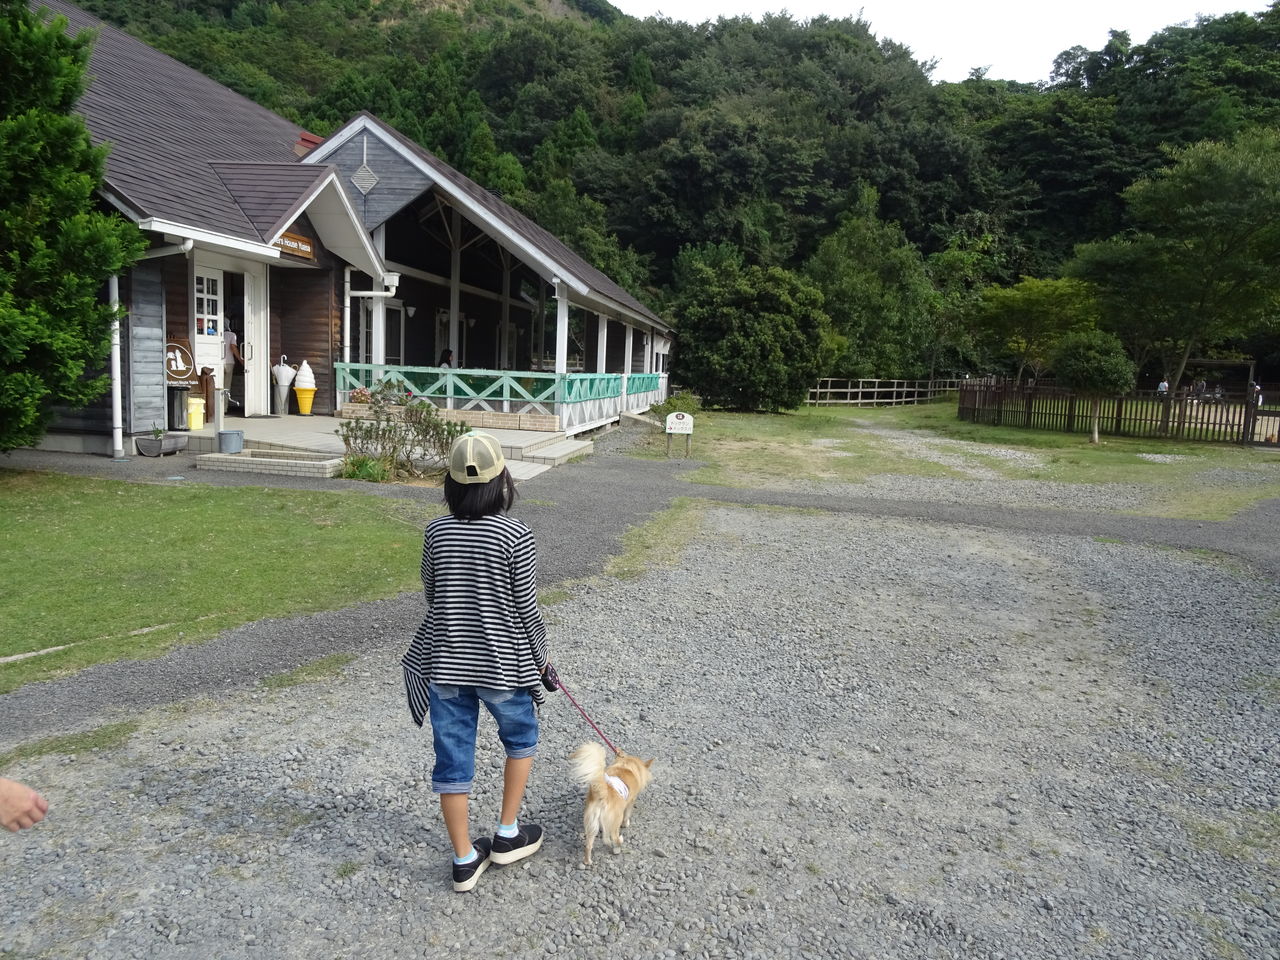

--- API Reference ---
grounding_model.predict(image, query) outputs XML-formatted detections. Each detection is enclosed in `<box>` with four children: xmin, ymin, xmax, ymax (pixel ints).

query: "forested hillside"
<box><xmin>78</xmin><ymin>0</ymin><xmax>1280</xmax><ymax>396</ymax></box>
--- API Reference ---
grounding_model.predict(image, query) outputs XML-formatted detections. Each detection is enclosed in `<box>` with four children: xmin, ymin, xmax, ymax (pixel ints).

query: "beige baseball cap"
<box><xmin>448</xmin><ymin>431</ymin><xmax>506</xmax><ymax>484</ymax></box>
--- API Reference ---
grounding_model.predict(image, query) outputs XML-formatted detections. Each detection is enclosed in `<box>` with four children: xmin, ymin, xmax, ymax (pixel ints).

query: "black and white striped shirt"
<box><xmin>402</xmin><ymin>513</ymin><xmax>549</xmax><ymax>726</ymax></box>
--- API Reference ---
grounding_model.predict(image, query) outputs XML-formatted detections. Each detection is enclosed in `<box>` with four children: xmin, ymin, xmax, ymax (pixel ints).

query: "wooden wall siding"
<box><xmin>325</xmin><ymin>135</ymin><xmax>431</xmax><ymax>232</ymax></box>
<box><xmin>163</xmin><ymin>256</ymin><xmax>188</xmax><ymax>341</ymax></box>
<box><xmin>270</xmin><ymin>267</ymin><xmax>337</xmax><ymax>415</ymax></box>
<box><xmin>127</xmin><ymin>262</ymin><xmax>166</xmax><ymax>433</ymax></box>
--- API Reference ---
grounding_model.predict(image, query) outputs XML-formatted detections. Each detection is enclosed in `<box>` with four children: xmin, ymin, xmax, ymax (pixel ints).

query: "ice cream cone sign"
<box><xmin>293</xmin><ymin>359</ymin><xmax>317</xmax><ymax>415</ymax></box>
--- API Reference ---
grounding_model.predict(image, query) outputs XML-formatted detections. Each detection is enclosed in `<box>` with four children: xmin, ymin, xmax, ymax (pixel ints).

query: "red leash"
<box><xmin>552</xmin><ymin>672</ymin><xmax>620</xmax><ymax>756</ymax></box>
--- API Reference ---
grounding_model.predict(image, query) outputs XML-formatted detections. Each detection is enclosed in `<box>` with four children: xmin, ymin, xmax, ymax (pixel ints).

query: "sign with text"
<box><xmin>665</xmin><ymin>412</ymin><xmax>693</xmax><ymax>434</ymax></box>
<box><xmin>164</xmin><ymin>340</ymin><xmax>198</xmax><ymax>386</ymax></box>
<box><xmin>274</xmin><ymin>231</ymin><xmax>315</xmax><ymax>260</ymax></box>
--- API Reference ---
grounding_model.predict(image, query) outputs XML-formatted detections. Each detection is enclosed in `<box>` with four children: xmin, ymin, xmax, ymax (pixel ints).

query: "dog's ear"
<box><xmin>644</xmin><ymin>758</ymin><xmax>655</xmax><ymax>768</ymax></box>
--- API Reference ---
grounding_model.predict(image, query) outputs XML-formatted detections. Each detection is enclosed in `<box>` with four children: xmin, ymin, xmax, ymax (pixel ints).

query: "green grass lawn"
<box><xmin>0</xmin><ymin>471</ymin><xmax>440</xmax><ymax>694</ymax></box>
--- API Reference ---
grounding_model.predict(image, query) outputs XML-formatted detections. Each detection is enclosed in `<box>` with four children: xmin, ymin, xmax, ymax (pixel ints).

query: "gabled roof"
<box><xmin>42</xmin><ymin>0</ymin><xmax>383</xmax><ymax>276</ymax></box>
<box><xmin>40</xmin><ymin>0</ymin><xmax>304</xmax><ymax>242</ymax></box>
<box><xmin>308</xmin><ymin>113</ymin><xmax>669</xmax><ymax>332</ymax></box>
<box><xmin>209</xmin><ymin>163</ymin><xmax>334</xmax><ymax>242</ymax></box>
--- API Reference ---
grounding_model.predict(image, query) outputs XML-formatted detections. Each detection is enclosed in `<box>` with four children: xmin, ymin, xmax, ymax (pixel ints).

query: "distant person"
<box><xmin>223</xmin><ymin>326</ymin><xmax>244</xmax><ymax>412</ymax></box>
<box><xmin>1157</xmin><ymin>378</ymin><xmax>1169</xmax><ymax>398</ymax></box>
<box><xmin>0</xmin><ymin>777</ymin><xmax>47</xmax><ymax>832</ymax></box>
<box><xmin>1256</xmin><ymin>383</ymin><xmax>1264</xmax><ymax>407</ymax></box>
<box><xmin>438</xmin><ymin>348</ymin><xmax>453</xmax><ymax>368</ymax></box>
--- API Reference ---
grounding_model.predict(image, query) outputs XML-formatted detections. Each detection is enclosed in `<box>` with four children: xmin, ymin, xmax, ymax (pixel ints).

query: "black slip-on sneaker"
<box><xmin>451</xmin><ymin>836</ymin><xmax>493</xmax><ymax>892</ymax></box>
<box><xmin>490</xmin><ymin>824</ymin><xmax>544</xmax><ymax>865</ymax></box>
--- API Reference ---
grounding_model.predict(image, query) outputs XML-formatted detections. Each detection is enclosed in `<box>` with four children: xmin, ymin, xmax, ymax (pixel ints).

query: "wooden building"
<box><xmin>38</xmin><ymin>0</ymin><xmax>669</xmax><ymax>455</ymax></box>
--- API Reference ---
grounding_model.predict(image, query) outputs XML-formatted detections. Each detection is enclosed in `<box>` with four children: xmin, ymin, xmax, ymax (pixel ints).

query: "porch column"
<box><xmin>449</xmin><ymin>207</ymin><xmax>461</xmax><ymax>358</ymax></box>
<box><xmin>596</xmin><ymin>314</ymin><xmax>608</xmax><ymax>373</ymax></box>
<box><xmin>553</xmin><ymin>281</ymin><xmax>569</xmax><ymax>375</ymax></box>
<box><xmin>108</xmin><ymin>275</ymin><xmax>123</xmax><ymax>458</ymax></box>
<box><xmin>642</xmin><ymin>328</ymin><xmax>652</xmax><ymax>373</ymax></box>
<box><xmin>372</xmin><ymin>300</ymin><xmax>386</xmax><ymax>366</ymax></box>
<box><xmin>499</xmin><ymin>251</ymin><xmax>511</xmax><ymax>369</ymax></box>
<box><xmin>621</xmin><ymin>321</ymin><xmax>633</xmax><ymax>402</ymax></box>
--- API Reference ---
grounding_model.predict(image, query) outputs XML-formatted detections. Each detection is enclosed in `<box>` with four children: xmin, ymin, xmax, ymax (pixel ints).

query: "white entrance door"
<box><xmin>241</xmin><ymin>270</ymin><xmax>266</xmax><ymax>416</ymax></box>
<box><xmin>193</xmin><ymin>266</ymin><xmax>224</xmax><ymax>388</ymax></box>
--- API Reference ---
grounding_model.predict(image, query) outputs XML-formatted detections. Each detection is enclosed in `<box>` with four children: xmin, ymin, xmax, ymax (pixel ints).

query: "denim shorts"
<box><xmin>427</xmin><ymin>684</ymin><xmax>539</xmax><ymax>794</ymax></box>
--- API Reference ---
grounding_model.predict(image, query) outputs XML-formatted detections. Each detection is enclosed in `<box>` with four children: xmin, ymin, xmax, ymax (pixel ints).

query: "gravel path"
<box><xmin>2</xmin><ymin>431</ymin><xmax>1278</xmax><ymax>959</ymax></box>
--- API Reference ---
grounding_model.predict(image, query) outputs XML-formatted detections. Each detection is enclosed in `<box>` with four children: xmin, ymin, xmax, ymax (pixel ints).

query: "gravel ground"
<box><xmin>2</xmin><ymin>429</ymin><xmax>1278</xmax><ymax>959</ymax></box>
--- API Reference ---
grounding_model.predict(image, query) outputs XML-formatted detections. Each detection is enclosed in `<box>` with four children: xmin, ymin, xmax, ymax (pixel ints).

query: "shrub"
<box><xmin>335</xmin><ymin>391</ymin><xmax>468</xmax><ymax>481</ymax></box>
<box><xmin>651</xmin><ymin>392</ymin><xmax>702</xmax><ymax>420</ymax></box>
<box><xmin>401</xmin><ymin>399</ymin><xmax>470</xmax><ymax>466</ymax></box>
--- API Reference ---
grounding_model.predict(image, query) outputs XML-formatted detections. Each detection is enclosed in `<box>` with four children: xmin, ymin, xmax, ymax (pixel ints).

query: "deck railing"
<box><xmin>334</xmin><ymin>363</ymin><xmax>667</xmax><ymax>433</ymax></box>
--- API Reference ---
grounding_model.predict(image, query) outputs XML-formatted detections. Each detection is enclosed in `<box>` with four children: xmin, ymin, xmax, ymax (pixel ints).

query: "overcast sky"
<box><xmin>606</xmin><ymin>0</ymin><xmax>1260</xmax><ymax>83</ymax></box>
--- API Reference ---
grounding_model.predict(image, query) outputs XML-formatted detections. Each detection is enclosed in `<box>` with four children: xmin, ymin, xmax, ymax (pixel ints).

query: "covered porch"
<box><xmin>334</xmin><ymin>365</ymin><xmax>666</xmax><ymax>435</ymax></box>
<box><xmin>303</xmin><ymin>114</ymin><xmax>671</xmax><ymax>433</ymax></box>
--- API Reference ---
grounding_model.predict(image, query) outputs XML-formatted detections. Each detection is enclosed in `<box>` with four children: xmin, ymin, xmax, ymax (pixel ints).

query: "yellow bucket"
<box><xmin>294</xmin><ymin>387</ymin><xmax>316</xmax><ymax>415</ymax></box>
<box><xmin>187</xmin><ymin>396</ymin><xmax>205</xmax><ymax>430</ymax></box>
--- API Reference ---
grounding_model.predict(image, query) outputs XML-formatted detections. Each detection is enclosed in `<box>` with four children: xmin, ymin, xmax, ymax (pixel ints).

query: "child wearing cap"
<box><xmin>402</xmin><ymin>431</ymin><xmax>551</xmax><ymax>891</ymax></box>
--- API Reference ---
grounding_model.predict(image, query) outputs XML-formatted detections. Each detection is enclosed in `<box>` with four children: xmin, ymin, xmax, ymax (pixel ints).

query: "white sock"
<box><xmin>497</xmin><ymin>819</ymin><xmax>519</xmax><ymax>838</ymax></box>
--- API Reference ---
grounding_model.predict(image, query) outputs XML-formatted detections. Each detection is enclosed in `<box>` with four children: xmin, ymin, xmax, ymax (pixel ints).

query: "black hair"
<box><xmin>438</xmin><ymin>348</ymin><xmax>453</xmax><ymax>366</ymax></box>
<box><xmin>443</xmin><ymin>468</ymin><xmax>517</xmax><ymax>519</ymax></box>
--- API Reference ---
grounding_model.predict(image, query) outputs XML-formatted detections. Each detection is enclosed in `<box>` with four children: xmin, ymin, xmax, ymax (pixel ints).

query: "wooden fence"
<box><xmin>957</xmin><ymin>381</ymin><xmax>1280</xmax><ymax>445</ymax></box>
<box><xmin>808</xmin><ymin>378</ymin><xmax>965</xmax><ymax>406</ymax></box>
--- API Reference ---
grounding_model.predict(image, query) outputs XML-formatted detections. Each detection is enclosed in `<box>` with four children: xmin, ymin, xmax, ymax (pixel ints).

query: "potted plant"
<box><xmin>135</xmin><ymin>422</ymin><xmax>189</xmax><ymax>457</ymax></box>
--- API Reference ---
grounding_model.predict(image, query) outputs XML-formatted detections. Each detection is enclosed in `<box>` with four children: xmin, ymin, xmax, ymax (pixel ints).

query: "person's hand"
<box><xmin>540</xmin><ymin>662</ymin><xmax>559</xmax><ymax>692</ymax></box>
<box><xmin>0</xmin><ymin>777</ymin><xmax>48</xmax><ymax>832</ymax></box>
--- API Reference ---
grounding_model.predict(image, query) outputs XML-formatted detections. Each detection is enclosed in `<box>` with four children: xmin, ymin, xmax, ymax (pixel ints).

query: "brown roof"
<box><xmin>210</xmin><ymin>163</ymin><xmax>334</xmax><ymax>241</ymax></box>
<box><xmin>41</xmin><ymin>0</ymin><xmax>311</xmax><ymax>243</ymax></box>
<box><xmin>41</xmin><ymin>1</ymin><xmax>664</xmax><ymax>328</ymax></box>
<box><xmin>353</xmin><ymin>114</ymin><xmax>667</xmax><ymax>330</ymax></box>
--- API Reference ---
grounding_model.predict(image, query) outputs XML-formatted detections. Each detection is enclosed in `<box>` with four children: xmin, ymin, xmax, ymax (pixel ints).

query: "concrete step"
<box><xmin>491</xmin><ymin>429</ymin><xmax>565</xmax><ymax>460</ymax></box>
<box><xmin>507</xmin><ymin>460</ymin><xmax>552</xmax><ymax>481</ymax></box>
<box><xmin>521</xmin><ymin>438</ymin><xmax>593</xmax><ymax>466</ymax></box>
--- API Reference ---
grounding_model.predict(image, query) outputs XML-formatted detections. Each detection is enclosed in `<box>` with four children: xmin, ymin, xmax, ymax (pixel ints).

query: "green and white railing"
<box><xmin>335</xmin><ymin>364</ymin><xmax>667</xmax><ymax>433</ymax></box>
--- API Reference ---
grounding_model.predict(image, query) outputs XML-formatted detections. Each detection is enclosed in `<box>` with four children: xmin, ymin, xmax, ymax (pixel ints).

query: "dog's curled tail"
<box><xmin>569</xmin><ymin>741</ymin><xmax>608</xmax><ymax>785</ymax></box>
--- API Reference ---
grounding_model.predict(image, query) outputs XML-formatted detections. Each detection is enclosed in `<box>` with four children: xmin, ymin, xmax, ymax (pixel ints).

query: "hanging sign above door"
<box><xmin>273</xmin><ymin>232</ymin><xmax>315</xmax><ymax>260</ymax></box>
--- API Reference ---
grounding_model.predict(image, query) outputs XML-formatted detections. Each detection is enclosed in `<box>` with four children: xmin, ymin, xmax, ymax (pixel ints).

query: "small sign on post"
<box><xmin>665</xmin><ymin>411</ymin><xmax>693</xmax><ymax>457</ymax></box>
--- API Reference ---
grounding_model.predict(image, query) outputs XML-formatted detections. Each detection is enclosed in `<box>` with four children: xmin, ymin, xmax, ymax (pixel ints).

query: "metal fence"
<box><xmin>957</xmin><ymin>381</ymin><xmax>1280</xmax><ymax>445</ymax></box>
<box><xmin>808</xmin><ymin>378</ymin><xmax>965</xmax><ymax>406</ymax></box>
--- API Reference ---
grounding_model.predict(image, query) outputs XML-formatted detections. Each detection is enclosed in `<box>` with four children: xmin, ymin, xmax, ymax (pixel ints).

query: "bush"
<box><xmin>650</xmin><ymin>392</ymin><xmax>702</xmax><ymax>420</ymax></box>
<box><xmin>401</xmin><ymin>399</ymin><xmax>470</xmax><ymax>466</ymax></box>
<box><xmin>335</xmin><ymin>390</ymin><xmax>468</xmax><ymax>481</ymax></box>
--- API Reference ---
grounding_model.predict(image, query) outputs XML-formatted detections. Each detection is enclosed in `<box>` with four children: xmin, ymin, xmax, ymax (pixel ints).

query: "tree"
<box><xmin>1070</xmin><ymin>128</ymin><xmax>1280</xmax><ymax>395</ymax></box>
<box><xmin>1050</xmin><ymin>329</ymin><xmax>1136</xmax><ymax>443</ymax></box>
<box><xmin>0</xmin><ymin>1</ymin><xmax>145</xmax><ymax>451</ymax></box>
<box><xmin>803</xmin><ymin>185</ymin><xmax>938</xmax><ymax>378</ymax></box>
<box><xmin>975</xmin><ymin>277</ymin><xmax>1097</xmax><ymax>383</ymax></box>
<box><xmin>669</xmin><ymin>244</ymin><xmax>836</xmax><ymax>411</ymax></box>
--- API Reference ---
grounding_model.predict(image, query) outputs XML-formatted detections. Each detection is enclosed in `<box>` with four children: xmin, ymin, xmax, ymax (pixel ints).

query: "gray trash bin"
<box><xmin>167</xmin><ymin>386</ymin><xmax>190</xmax><ymax>430</ymax></box>
<box><xmin>217</xmin><ymin>429</ymin><xmax>244</xmax><ymax>454</ymax></box>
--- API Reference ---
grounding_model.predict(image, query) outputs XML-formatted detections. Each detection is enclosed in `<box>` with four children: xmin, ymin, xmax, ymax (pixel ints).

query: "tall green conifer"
<box><xmin>0</xmin><ymin>0</ymin><xmax>144</xmax><ymax>450</ymax></box>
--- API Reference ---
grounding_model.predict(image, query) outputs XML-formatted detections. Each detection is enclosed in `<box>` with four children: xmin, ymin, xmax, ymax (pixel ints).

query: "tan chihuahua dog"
<box><xmin>569</xmin><ymin>742</ymin><xmax>654</xmax><ymax>865</ymax></box>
